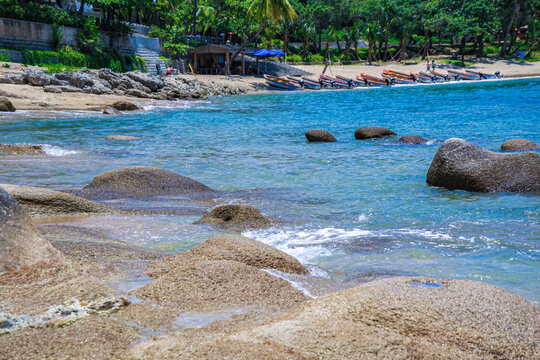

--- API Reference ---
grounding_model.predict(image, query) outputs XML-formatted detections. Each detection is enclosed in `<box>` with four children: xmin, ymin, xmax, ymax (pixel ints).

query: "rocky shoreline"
<box><xmin>1</xmin><ymin>158</ymin><xmax>539</xmax><ymax>358</ymax></box>
<box><xmin>0</xmin><ymin>64</ymin><xmax>266</xmax><ymax>113</ymax></box>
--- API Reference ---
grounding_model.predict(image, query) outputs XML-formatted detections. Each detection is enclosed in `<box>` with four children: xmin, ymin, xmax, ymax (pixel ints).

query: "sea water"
<box><xmin>1</xmin><ymin>77</ymin><xmax>539</xmax><ymax>304</ymax></box>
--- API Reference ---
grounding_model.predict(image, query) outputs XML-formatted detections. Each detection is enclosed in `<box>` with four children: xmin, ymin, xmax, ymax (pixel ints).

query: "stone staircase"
<box><xmin>135</xmin><ymin>46</ymin><xmax>167</xmax><ymax>76</ymax></box>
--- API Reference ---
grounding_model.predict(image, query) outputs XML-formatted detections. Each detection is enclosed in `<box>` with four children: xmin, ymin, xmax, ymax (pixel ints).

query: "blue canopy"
<box><xmin>252</xmin><ymin>49</ymin><xmax>270</xmax><ymax>57</ymax></box>
<box><xmin>268</xmin><ymin>49</ymin><xmax>286</xmax><ymax>57</ymax></box>
<box><xmin>252</xmin><ymin>49</ymin><xmax>286</xmax><ymax>57</ymax></box>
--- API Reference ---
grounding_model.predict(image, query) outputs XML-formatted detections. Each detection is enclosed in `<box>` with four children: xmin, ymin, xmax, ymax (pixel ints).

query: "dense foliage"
<box><xmin>0</xmin><ymin>0</ymin><xmax>538</xmax><ymax>65</ymax></box>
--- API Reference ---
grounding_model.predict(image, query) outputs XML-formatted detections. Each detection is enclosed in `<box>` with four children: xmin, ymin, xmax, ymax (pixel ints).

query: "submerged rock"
<box><xmin>501</xmin><ymin>138</ymin><xmax>539</xmax><ymax>152</ymax></box>
<box><xmin>354</xmin><ymin>126</ymin><xmax>396</xmax><ymax>139</ymax></box>
<box><xmin>110</xmin><ymin>101</ymin><xmax>140</xmax><ymax>111</ymax></box>
<box><xmin>150</xmin><ymin>234</ymin><xmax>307</xmax><ymax>278</ymax></box>
<box><xmin>79</xmin><ymin>166</ymin><xmax>212</xmax><ymax>199</ymax></box>
<box><xmin>427</xmin><ymin>138</ymin><xmax>540</xmax><ymax>193</ymax></box>
<box><xmin>0</xmin><ymin>186</ymin><xmax>66</xmax><ymax>272</ymax></box>
<box><xmin>0</xmin><ymin>143</ymin><xmax>44</xmax><ymax>155</ymax></box>
<box><xmin>105</xmin><ymin>135</ymin><xmax>140</xmax><ymax>141</ymax></box>
<box><xmin>399</xmin><ymin>135</ymin><xmax>427</xmax><ymax>144</ymax></box>
<box><xmin>0</xmin><ymin>97</ymin><xmax>15</xmax><ymax>112</ymax></box>
<box><xmin>194</xmin><ymin>205</ymin><xmax>273</xmax><ymax>232</ymax></box>
<box><xmin>305</xmin><ymin>129</ymin><xmax>337</xmax><ymax>142</ymax></box>
<box><xmin>0</xmin><ymin>184</ymin><xmax>113</xmax><ymax>216</ymax></box>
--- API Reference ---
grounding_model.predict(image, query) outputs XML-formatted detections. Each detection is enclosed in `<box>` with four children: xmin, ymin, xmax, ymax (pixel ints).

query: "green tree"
<box><xmin>223</xmin><ymin>0</ymin><xmax>297</xmax><ymax>74</ymax></box>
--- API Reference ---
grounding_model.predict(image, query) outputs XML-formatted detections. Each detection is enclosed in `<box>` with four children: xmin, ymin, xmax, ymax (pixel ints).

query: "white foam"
<box><xmin>41</xmin><ymin>144</ymin><xmax>80</xmax><ymax>156</ymax></box>
<box><xmin>261</xmin><ymin>269</ymin><xmax>317</xmax><ymax>298</ymax></box>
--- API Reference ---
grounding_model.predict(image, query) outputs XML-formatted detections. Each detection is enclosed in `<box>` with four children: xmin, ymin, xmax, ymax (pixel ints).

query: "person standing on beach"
<box><xmin>426</xmin><ymin>60</ymin><xmax>430</xmax><ymax>71</ymax></box>
<box><xmin>432</xmin><ymin>60</ymin><xmax>436</xmax><ymax>70</ymax></box>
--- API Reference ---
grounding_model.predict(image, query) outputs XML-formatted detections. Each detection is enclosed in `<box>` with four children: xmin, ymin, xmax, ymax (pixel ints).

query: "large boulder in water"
<box><xmin>0</xmin><ymin>186</ymin><xmax>66</xmax><ymax>272</ymax></box>
<box><xmin>194</xmin><ymin>205</ymin><xmax>273</xmax><ymax>232</ymax></box>
<box><xmin>80</xmin><ymin>166</ymin><xmax>213</xmax><ymax>199</ymax></box>
<box><xmin>354</xmin><ymin>126</ymin><xmax>396</xmax><ymax>139</ymax></box>
<box><xmin>399</xmin><ymin>135</ymin><xmax>427</xmax><ymax>144</ymax></box>
<box><xmin>427</xmin><ymin>138</ymin><xmax>540</xmax><ymax>193</ymax></box>
<box><xmin>501</xmin><ymin>138</ymin><xmax>539</xmax><ymax>152</ymax></box>
<box><xmin>305</xmin><ymin>129</ymin><xmax>336</xmax><ymax>142</ymax></box>
<box><xmin>236</xmin><ymin>277</ymin><xmax>539</xmax><ymax>359</ymax></box>
<box><xmin>0</xmin><ymin>143</ymin><xmax>44</xmax><ymax>155</ymax></box>
<box><xmin>150</xmin><ymin>234</ymin><xmax>306</xmax><ymax>278</ymax></box>
<box><xmin>0</xmin><ymin>184</ymin><xmax>113</xmax><ymax>216</ymax></box>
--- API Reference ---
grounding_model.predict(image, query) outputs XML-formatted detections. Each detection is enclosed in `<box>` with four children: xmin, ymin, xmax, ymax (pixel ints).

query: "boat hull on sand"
<box><xmin>447</xmin><ymin>69</ymin><xmax>480</xmax><ymax>80</ymax></box>
<box><xmin>264</xmin><ymin>74</ymin><xmax>302</xmax><ymax>90</ymax></box>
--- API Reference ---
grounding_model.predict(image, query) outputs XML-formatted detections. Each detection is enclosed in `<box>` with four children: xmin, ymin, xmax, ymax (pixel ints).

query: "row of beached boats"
<box><xmin>263</xmin><ymin>69</ymin><xmax>503</xmax><ymax>90</ymax></box>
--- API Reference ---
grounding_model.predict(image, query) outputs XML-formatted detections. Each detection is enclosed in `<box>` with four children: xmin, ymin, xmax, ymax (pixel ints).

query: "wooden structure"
<box><xmin>190</xmin><ymin>44</ymin><xmax>245</xmax><ymax>75</ymax></box>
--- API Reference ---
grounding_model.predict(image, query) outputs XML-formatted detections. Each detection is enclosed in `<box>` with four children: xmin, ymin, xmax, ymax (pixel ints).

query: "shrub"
<box><xmin>0</xmin><ymin>52</ymin><xmax>9</xmax><ymax>62</ymax></box>
<box><xmin>134</xmin><ymin>57</ymin><xmax>147</xmax><ymax>72</ymax></box>
<box><xmin>77</xmin><ymin>17</ymin><xmax>102</xmax><ymax>55</ymax></box>
<box><xmin>58</xmin><ymin>46</ymin><xmax>87</xmax><ymax>67</ymax></box>
<box><xmin>109</xmin><ymin>59</ymin><xmax>122</xmax><ymax>73</ymax></box>
<box><xmin>306</xmin><ymin>54</ymin><xmax>324</xmax><ymax>62</ymax></box>
<box><xmin>287</xmin><ymin>54</ymin><xmax>302</xmax><ymax>63</ymax></box>
<box><xmin>42</xmin><ymin>63</ymin><xmax>79</xmax><ymax>74</ymax></box>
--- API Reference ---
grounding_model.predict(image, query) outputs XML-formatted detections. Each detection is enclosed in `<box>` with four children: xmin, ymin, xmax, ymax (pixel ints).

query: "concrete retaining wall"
<box><xmin>0</xmin><ymin>17</ymin><xmax>158</xmax><ymax>57</ymax></box>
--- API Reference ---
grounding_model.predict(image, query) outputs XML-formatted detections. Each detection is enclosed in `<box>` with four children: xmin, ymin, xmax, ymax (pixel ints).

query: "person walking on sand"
<box><xmin>426</xmin><ymin>60</ymin><xmax>430</xmax><ymax>71</ymax></box>
<box><xmin>431</xmin><ymin>60</ymin><xmax>436</xmax><ymax>70</ymax></box>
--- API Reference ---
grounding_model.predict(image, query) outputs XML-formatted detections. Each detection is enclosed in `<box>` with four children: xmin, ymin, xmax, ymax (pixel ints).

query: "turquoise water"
<box><xmin>1</xmin><ymin>77</ymin><xmax>539</xmax><ymax>303</ymax></box>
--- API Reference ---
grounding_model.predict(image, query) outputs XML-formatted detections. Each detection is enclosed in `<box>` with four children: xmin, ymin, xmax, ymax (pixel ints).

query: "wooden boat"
<box><xmin>429</xmin><ymin>70</ymin><xmax>450</xmax><ymax>81</ymax></box>
<box><xmin>465</xmin><ymin>70</ymin><xmax>503</xmax><ymax>79</ymax></box>
<box><xmin>418</xmin><ymin>71</ymin><xmax>442</xmax><ymax>82</ymax></box>
<box><xmin>381</xmin><ymin>73</ymin><xmax>415</xmax><ymax>85</ymax></box>
<box><xmin>319</xmin><ymin>74</ymin><xmax>350</xmax><ymax>88</ymax></box>
<box><xmin>447</xmin><ymin>69</ymin><xmax>480</xmax><ymax>80</ymax></box>
<box><xmin>357</xmin><ymin>73</ymin><xmax>392</xmax><ymax>86</ymax></box>
<box><xmin>336</xmin><ymin>75</ymin><xmax>364</xmax><ymax>87</ymax></box>
<box><xmin>287</xmin><ymin>75</ymin><xmax>321</xmax><ymax>90</ymax></box>
<box><xmin>411</xmin><ymin>72</ymin><xmax>435</xmax><ymax>83</ymax></box>
<box><xmin>382</xmin><ymin>69</ymin><xmax>415</xmax><ymax>82</ymax></box>
<box><xmin>264</xmin><ymin>74</ymin><xmax>302</xmax><ymax>90</ymax></box>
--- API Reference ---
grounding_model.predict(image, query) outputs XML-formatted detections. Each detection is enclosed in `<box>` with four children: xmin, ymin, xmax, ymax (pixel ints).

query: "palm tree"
<box><xmin>300</xmin><ymin>21</ymin><xmax>316</xmax><ymax>59</ymax></box>
<box><xmin>323</xmin><ymin>25</ymin><xmax>337</xmax><ymax>62</ymax></box>
<box><xmin>223</xmin><ymin>0</ymin><xmax>297</xmax><ymax>74</ymax></box>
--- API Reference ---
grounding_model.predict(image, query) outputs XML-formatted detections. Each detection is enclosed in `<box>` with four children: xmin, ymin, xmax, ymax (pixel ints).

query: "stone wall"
<box><xmin>0</xmin><ymin>17</ymin><xmax>158</xmax><ymax>57</ymax></box>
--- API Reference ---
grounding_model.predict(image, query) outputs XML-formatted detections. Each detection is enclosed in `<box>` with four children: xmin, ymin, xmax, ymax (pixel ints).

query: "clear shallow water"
<box><xmin>1</xmin><ymin>77</ymin><xmax>539</xmax><ymax>303</ymax></box>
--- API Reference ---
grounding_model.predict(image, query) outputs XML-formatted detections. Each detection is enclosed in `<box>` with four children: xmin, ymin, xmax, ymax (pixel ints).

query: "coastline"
<box><xmin>1</xmin><ymin>59</ymin><xmax>539</xmax><ymax>113</ymax></box>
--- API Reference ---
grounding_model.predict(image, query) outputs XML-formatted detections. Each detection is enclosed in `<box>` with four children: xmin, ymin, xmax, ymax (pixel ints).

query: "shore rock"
<box><xmin>305</xmin><ymin>129</ymin><xmax>337</xmax><ymax>142</ymax></box>
<box><xmin>0</xmin><ymin>73</ymin><xmax>27</xmax><ymax>84</ymax></box>
<box><xmin>354</xmin><ymin>126</ymin><xmax>396</xmax><ymax>139</ymax></box>
<box><xmin>24</xmin><ymin>70</ymin><xmax>61</xmax><ymax>87</ymax></box>
<box><xmin>111</xmin><ymin>101</ymin><xmax>140</xmax><ymax>111</ymax></box>
<box><xmin>426</xmin><ymin>138</ymin><xmax>540</xmax><ymax>193</ymax></box>
<box><xmin>105</xmin><ymin>135</ymin><xmax>140</xmax><ymax>141</ymax></box>
<box><xmin>43</xmin><ymin>85</ymin><xmax>62</xmax><ymax>93</ymax></box>
<box><xmin>235</xmin><ymin>277</ymin><xmax>539</xmax><ymax>359</ymax></box>
<box><xmin>125</xmin><ymin>71</ymin><xmax>165</xmax><ymax>92</ymax></box>
<box><xmin>0</xmin><ymin>97</ymin><xmax>16</xmax><ymax>112</ymax></box>
<box><xmin>0</xmin><ymin>143</ymin><xmax>44</xmax><ymax>155</ymax></box>
<box><xmin>150</xmin><ymin>234</ymin><xmax>306</xmax><ymax>278</ymax></box>
<box><xmin>399</xmin><ymin>135</ymin><xmax>427</xmax><ymax>144</ymax></box>
<box><xmin>103</xmin><ymin>107</ymin><xmax>121</xmax><ymax>115</ymax></box>
<box><xmin>501</xmin><ymin>138</ymin><xmax>539</xmax><ymax>152</ymax></box>
<box><xmin>80</xmin><ymin>166</ymin><xmax>213</xmax><ymax>199</ymax></box>
<box><xmin>194</xmin><ymin>205</ymin><xmax>273</xmax><ymax>232</ymax></box>
<box><xmin>53</xmin><ymin>72</ymin><xmax>94</xmax><ymax>89</ymax></box>
<box><xmin>0</xmin><ymin>186</ymin><xmax>66</xmax><ymax>272</ymax></box>
<box><xmin>0</xmin><ymin>184</ymin><xmax>112</xmax><ymax>216</ymax></box>
<box><xmin>137</xmin><ymin>259</ymin><xmax>307</xmax><ymax>312</ymax></box>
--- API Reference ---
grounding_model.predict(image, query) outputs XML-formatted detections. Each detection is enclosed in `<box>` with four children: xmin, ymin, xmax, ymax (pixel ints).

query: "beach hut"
<box><xmin>190</xmin><ymin>44</ymin><xmax>246</xmax><ymax>75</ymax></box>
